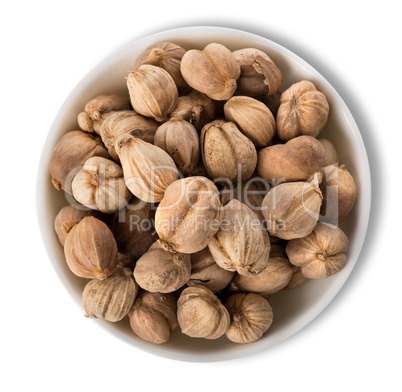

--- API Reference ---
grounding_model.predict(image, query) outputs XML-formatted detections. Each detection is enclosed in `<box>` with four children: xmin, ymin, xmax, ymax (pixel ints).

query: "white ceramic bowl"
<box><xmin>36</xmin><ymin>26</ymin><xmax>371</xmax><ymax>362</ymax></box>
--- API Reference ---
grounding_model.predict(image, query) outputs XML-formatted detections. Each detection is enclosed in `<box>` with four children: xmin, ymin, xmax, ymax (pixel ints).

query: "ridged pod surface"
<box><xmin>208</xmin><ymin>199</ymin><xmax>270</xmax><ymax>276</ymax></box>
<box><xmin>100</xmin><ymin>110</ymin><xmax>159</xmax><ymax>162</ymax></box>
<box><xmin>286</xmin><ymin>222</ymin><xmax>349</xmax><ymax>279</ymax></box>
<box><xmin>50</xmin><ymin>130</ymin><xmax>109</xmax><ymax>194</ymax></box>
<box><xmin>201</xmin><ymin>120</ymin><xmax>257</xmax><ymax>183</ymax></box>
<box><xmin>115</xmin><ymin>134</ymin><xmax>179</xmax><ymax>203</ymax></box>
<box><xmin>129</xmin><ymin>291</ymin><xmax>178</xmax><ymax>344</ymax></box>
<box><xmin>71</xmin><ymin>156</ymin><xmax>131</xmax><ymax>213</ymax></box>
<box><xmin>134</xmin><ymin>242</ymin><xmax>191</xmax><ymax>293</ymax></box>
<box><xmin>231</xmin><ymin>244</ymin><xmax>293</xmax><ymax>295</ymax></box>
<box><xmin>180</xmin><ymin>43</ymin><xmax>240</xmax><ymax>101</ymax></box>
<box><xmin>224</xmin><ymin>96</ymin><xmax>276</xmax><ymax>147</ymax></box>
<box><xmin>82</xmin><ymin>266</ymin><xmax>138</xmax><ymax>322</ymax></box>
<box><xmin>155</xmin><ymin>176</ymin><xmax>223</xmax><ymax>254</ymax></box>
<box><xmin>134</xmin><ymin>41</ymin><xmax>190</xmax><ymax>95</ymax></box>
<box><xmin>154</xmin><ymin>119</ymin><xmax>200</xmax><ymax>176</ymax></box>
<box><xmin>177</xmin><ymin>285</ymin><xmax>230</xmax><ymax>339</ymax></box>
<box><xmin>77</xmin><ymin>94</ymin><xmax>131</xmax><ymax>134</ymax></box>
<box><xmin>127</xmin><ymin>65</ymin><xmax>178</xmax><ymax>122</ymax></box>
<box><xmin>277</xmin><ymin>80</ymin><xmax>329</xmax><ymax>141</ymax></box>
<box><xmin>64</xmin><ymin>217</ymin><xmax>118</xmax><ymax>279</ymax></box>
<box><xmin>261</xmin><ymin>174</ymin><xmax>323</xmax><ymax>240</ymax></box>
<box><xmin>233</xmin><ymin>48</ymin><xmax>282</xmax><ymax>97</ymax></box>
<box><xmin>257</xmin><ymin>135</ymin><xmax>325</xmax><ymax>183</ymax></box>
<box><xmin>225</xmin><ymin>293</ymin><xmax>273</xmax><ymax>344</ymax></box>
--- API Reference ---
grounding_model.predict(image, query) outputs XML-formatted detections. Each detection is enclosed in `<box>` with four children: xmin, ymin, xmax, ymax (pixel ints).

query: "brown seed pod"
<box><xmin>100</xmin><ymin>110</ymin><xmax>159</xmax><ymax>162</ymax></box>
<box><xmin>180</xmin><ymin>43</ymin><xmax>241</xmax><ymax>100</ymax></box>
<box><xmin>112</xmin><ymin>198</ymin><xmax>157</xmax><ymax>260</ymax></box>
<box><xmin>64</xmin><ymin>217</ymin><xmax>118</xmax><ymax>279</ymax></box>
<box><xmin>286</xmin><ymin>222</ymin><xmax>349</xmax><ymax>279</ymax></box>
<box><xmin>134</xmin><ymin>41</ymin><xmax>191</xmax><ymax>95</ymax></box>
<box><xmin>82</xmin><ymin>266</ymin><xmax>138</xmax><ymax>322</ymax></box>
<box><xmin>201</xmin><ymin>120</ymin><xmax>257</xmax><ymax>183</ymax></box>
<box><xmin>54</xmin><ymin>205</ymin><xmax>107</xmax><ymax>247</ymax></box>
<box><xmin>208</xmin><ymin>199</ymin><xmax>270</xmax><ymax>277</ymax></box>
<box><xmin>77</xmin><ymin>94</ymin><xmax>131</xmax><ymax>134</ymax></box>
<box><xmin>155</xmin><ymin>176</ymin><xmax>223</xmax><ymax>254</ymax></box>
<box><xmin>233</xmin><ymin>48</ymin><xmax>282</xmax><ymax>97</ymax></box>
<box><xmin>261</xmin><ymin>174</ymin><xmax>323</xmax><ymax>240</ymax></box>
<box><xmin>129</xmin><ymin>291</ymin><xmax>178</xmax><ymax>344</ymax></box>
<box><xmin>231</xmin><ymin>244</ymin><xmax>293</xmax><ymax>295</ymax></box>
<box><xmin>49</xmin><ymin>130</ymin><xmax>109</xmax><ymax>194</ymax></box>
<box><xmin>318</xmin><ymin>138</ymin><xmax>339</xmax><ymax>167</ymax></box>
<box><xmin>115</xmin><ymin>134</ymin><xmax>179</xmax><ymax>203</ymax></box>
<box><xmin>224</xmin><ymin>96</ymin><xmax>276</xmax><ymax>147</ymax></box>
<box><xmin>169</xmin><ymin>90</ymin><xmax>215</xmax><ymax>132</ymax></box>
<box><xmin>284</xmin><ymin>266</ymin><xmax>309</xmax><ymax>290</ymax></box>
<box><xmin>257</xmin><ymin>135</ymin><xmax>326</xmax><ymax>183</ymax></box>
<box><xmin>177</xmin><ymin>285</ymin><xmax>230</xmax><ymax>339</ymax></box>
<box><xmin>188</xmin><ymin>248</ymin><xmax>234</xmax><ymax>293</ymax></box>
<box><xmin>320</xmin><ymin>164</ymin><xmax>357</xmax><ymax>224</ymax></box>
<box><xmin>127</xmin><ymin>64</ymin><xmax>178</xmax><ymax>122</ymax></box>
<box><xmin>71</xmin><ymin>157</ymin><xmax>132</xmax><ymax>213</ymax></box>
<box><xmin>225</xmin><ymin>292</ymin><xmax>273</xmax><ymax>344</ymax></box>
<box><xmin>154</xmin><ymin>119</ymin><xmax>200</xmax><ymax>176</ymax></box>
<box><xmin>276</xmin><ymin>80</ymin><xmax>329</xmax><ymax>141</ymax></box>
<box><xmin>134</xmin><ymin>242</ymin><xmax>191</xmax><ymax>293</ymax></box>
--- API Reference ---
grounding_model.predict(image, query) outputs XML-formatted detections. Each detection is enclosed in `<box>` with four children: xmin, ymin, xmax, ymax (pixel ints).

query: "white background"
<box><xmin>1</xmin><ymin>1</ymin><xmax>400</xmax><ymax>391</ymax></box>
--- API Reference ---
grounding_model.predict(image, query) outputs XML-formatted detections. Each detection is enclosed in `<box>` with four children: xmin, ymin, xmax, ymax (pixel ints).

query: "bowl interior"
<box><xmin>36</xmin><ymin>26</ymin><xmax>371</xmax><ymax>362</ymax></box>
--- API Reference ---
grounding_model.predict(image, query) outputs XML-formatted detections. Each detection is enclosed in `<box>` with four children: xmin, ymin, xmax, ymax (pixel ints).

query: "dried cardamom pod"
<box><xmin>114</xmin><ymin>134</ymin><xmax>179</xmax><ymax>203</ymax></box>
<box><xmin>112</xmin><ymin>198</ymin><xmax>157</xmax><ymax>260</ymax></box>
<box><xmin>201</xmin><ymin>120</ymin><xmax>257</xmax><ymax>183</ymax></box>
<box><xmin>286</xmin><ymin>222</ymin><xmax>349</xmax><ymax>279</ymax></box>
<box><xmin>77</xmin><ymin>94</ymin><xmax>131</xmax><ymax>134</ymax></box>
<box><xmin>134</xmin><ymin>241</ymin><xmax>191</xmax><ymax>293</ymax></box>
<box><xmin>208</xmin><ymin>199</ymin><xmax>270</xmax><ymax>277</ymax></box>
<box><xmin>127</xmin><ymin>64</ymin><xmax>178</xmax><ymax>122</ymax></box>
<box><xmin>71</xmin><ymin>157</ymin><xmax>132</xmax><ymax>213</ymax></box>
<box><xmin>320</xmin><ymin>164</ymin><xmax>356</xmax><ymax>224</ymax></box>
<box><xmin>50</xmin><ymin>130</ymin><xmax>109</xmax><ymax>194</ymax></box>
<box><xmin>257</xmin><ymin>135</ymin><xmax>326</xmax><ymax>183</ymax></box>
<box><xmin>277</xmin><ymin>80</ymin><xmax>329</xmax><ymax>141</ymax></box>
<box><xmin>134</xmin><ymin>41</ymin><xmax>191</xmax><ymax>95</ymax></box>
<box><xmin>64</xmin><ymin>217</ymin><xmax>118</xmax><ymax>279</ymax></box>
<box><xmin>54</xmin><ymin>205</ymin><xmax>107</xmax><ymax>246</ymax></box>
<box><xmin>169</xmin><ymin>90</ymin><xmax>215</xmax><ymax>131</ymax></box>
<box><xmin>177</xmin><ymin>285</ymin><xmax>230</xmax><ymax>339</ymax></box>
<box><xmin>231</xmin><ymin>244</ymin><xmax>293</xmax><ymax>295</ymax></box>
<box><xmin>224</xmin><ymin>96</ymin><xmax>276</xmax><ymax>147</ymax></box>
<box><xmin>154</xmin><ymin>119</ymin><xmax>200</xmax><ymax>176</ymax></box>
<box><xmin>100</xmin><ymin>110</ymin><xmax>159</xmax><ymax>162</ymax></box>
<box><xmin>225</xmin><ymin>292</ymin><xmax>273</xmax><ymax>344</ymax></box>
<box><xmin>261</xmin><ymin>173</ymin><xmax>323</xmax><ymax>240</ymax></box>
<box><xmin>129</xmin><ymin>291</ymin><xmax>178</xmax><ymax>344</ymax></box>
<box><xmin>187</xmin><ymin>248</ymin><xmax>234</xmax><ymax>293</ymax></box>
<box><xmin>180</xmin><ymin>43</ymin><xmax>241</xmax><ymax>100</ymax></box>
<box><xmin>155</xmin><ymin>176</ymin><xmax>223</xmax><ymax>254</ymax></box>
<box><xmin>233</xmin><ymin>48</ymin><xmax>282</xmax><ymax>97</ymax></box>
<box><xmin>82</xmin><ymin>266</ymin><xmax>138</xmax><ymax>322</ymax></box>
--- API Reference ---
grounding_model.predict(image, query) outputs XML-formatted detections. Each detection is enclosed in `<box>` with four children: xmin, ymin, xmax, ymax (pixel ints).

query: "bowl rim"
<box><xmin>36</xmin><ymin>25</ymin><xmax>371</xmax><ymax>362</ymax></box>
